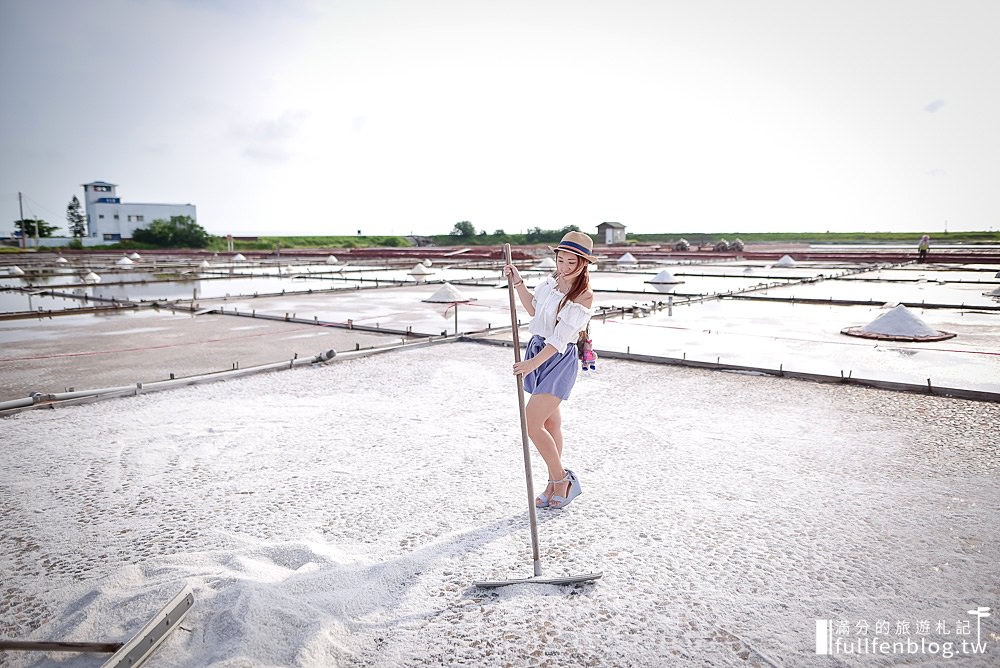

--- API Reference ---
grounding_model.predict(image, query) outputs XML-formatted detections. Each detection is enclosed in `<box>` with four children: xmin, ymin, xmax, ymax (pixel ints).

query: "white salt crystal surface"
<box><xmin>2</xmin><ymin>344</ymin><xmax>997</xmax><ymax>667</ymax></box>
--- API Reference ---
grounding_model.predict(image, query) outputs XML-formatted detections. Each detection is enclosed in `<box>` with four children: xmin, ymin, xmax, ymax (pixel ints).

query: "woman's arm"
<box><xmin>503</xmin><ymin>264</ymin><xmax>535</xmax><ymax>316</ymax></box>
<box><xmin>513</xmin><ymin>343</ymin><xmax>558</xmax><ymax>376</ymax></box>
<box><xmin>513</xmin><ymin>280</ymin><xmax>535</xmax><ymax>316</ymax></box>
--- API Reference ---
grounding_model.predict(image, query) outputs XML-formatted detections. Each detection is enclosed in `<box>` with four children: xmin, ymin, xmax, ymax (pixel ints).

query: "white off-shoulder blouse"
<box><xmin>528</xmin><ymin>276</ymin><xmax>593</xmax><ymax>351</ymax></box>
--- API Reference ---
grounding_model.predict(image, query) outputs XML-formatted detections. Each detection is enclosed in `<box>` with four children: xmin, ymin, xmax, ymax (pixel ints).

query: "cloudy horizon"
<box><xmin>2</xmin><ymin>0</ymin><xmax>998</xmax><ymax>238</ymax></box>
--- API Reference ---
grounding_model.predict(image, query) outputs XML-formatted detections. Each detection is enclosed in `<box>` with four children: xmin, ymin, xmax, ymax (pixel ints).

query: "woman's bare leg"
<box><xmin>526</xmin><ymin>393</ymin><xmax>570</xmax><ymax>501</ymax></box>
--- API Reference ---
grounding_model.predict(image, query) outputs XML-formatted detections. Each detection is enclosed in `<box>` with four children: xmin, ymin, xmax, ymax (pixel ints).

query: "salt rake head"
<box><xmin>474</xmin><ymin>572</ymin><xmax>602</xmax><ymax>589</ymax></box>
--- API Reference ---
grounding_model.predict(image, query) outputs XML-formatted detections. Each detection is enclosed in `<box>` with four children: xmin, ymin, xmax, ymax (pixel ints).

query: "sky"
<box><xmin>1</xmin><ymin>0</ymin><xmax>998</xmax><ymax>238</ymax></box>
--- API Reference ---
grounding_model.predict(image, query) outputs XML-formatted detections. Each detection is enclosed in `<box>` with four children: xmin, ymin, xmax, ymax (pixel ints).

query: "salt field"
<box><xmin>4</xmin><ymin>250</ymin><xmax>996</xmax><ymax>403</ymax></box>
<box><xmin>1</xmin><ymin>344</ymin><xmax>998</xmax><ymax>667</ymax></box>
<box><xmin>1</xmin><ymin>249</ymin><xmax>999</xmax><ymax>666</ymax></box>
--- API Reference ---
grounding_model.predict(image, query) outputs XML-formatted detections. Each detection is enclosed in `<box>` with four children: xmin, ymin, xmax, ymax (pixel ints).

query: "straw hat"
<box><xmin>550</xmin><ymin>231</ymin><xmax>596</xmax><ymax>264</ymax></box>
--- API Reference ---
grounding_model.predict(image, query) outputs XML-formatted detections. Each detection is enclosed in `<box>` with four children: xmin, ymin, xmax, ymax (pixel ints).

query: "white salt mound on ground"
<box><xmin>775</xmin><ymin>254</ymin><xmax>796</xmax><ymax>267</ymax></box>
<box><xmin>410</xmin><ymin>263</ymin><xmax>433</xmax><ymax>275</ymax></box>
<box><xmin>860</xmin><ymin>304</ymin><xmax>940</xmax><ymax>337</ymax></box>
<box><xmin>534</xmin><ymin>258</ymin><xmax>556</xmax><ymax>270</ymax></box>
<box><xmin>424</xmin><ymin>282</ymin><xmax>468</xmax><ymax>303</ymax></box>
<box><xmin>116</xmin><ymin>256</ymin><xmax>134</xmax><ymax>266</ymax></box>
<box><xmin>617</xmin><ymin>252</ymin><xmax>637</xmax><ymax>264</ymax></box>
<box><xmin>649</xmin><ymin>269</ymin><xmax>680</xmax><ymax>284</ymax></box>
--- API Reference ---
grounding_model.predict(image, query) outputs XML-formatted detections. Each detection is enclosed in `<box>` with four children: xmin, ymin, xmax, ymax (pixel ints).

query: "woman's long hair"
<box><xmin>553</xmin><ymin>260</ymin><xmax>590</xmax><ymax>314</ymax></box>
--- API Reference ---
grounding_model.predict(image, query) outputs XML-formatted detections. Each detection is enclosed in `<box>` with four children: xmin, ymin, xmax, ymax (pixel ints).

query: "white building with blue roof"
<box><xmin>83</xmin><ymin>181</ymin><xmax>197</xmax><ymax>241</ymax></box>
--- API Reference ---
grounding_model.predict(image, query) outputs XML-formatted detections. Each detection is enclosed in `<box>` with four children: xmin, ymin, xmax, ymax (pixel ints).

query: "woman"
<box><xmin>503</xmin><ymin>231</ymin><xmax>595</xmax><ymax>509</ymax></box>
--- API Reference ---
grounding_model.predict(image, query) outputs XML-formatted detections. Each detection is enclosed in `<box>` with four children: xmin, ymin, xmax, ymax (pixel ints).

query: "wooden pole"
<box><xmin>504</xmin><ymin>244</ymin><xmax>542</xmax><ymax>576</ymax></box>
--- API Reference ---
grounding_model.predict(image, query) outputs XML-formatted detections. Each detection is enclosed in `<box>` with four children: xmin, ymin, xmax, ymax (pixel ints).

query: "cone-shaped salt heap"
<box><xmin>841</xmin><ymin>304</ymin><xmax>955</xmax><ymax>341</ymax></box>
<box><xmin>410</xmin><ymin>263</ymin><xmax>433</xmax><ymax>276</ymax></box>
<box><xmin>129</xmin><ymin>252</ymin><xmax>142</xmax><ymax>260</ymax></box>
<box><xmin>423</xmin><ymin>282</ymin><xmax>470</xmax><ymax>303</ymax></box>
<box><xmin>423</xmin><ymin>259</ymin><xmax>433</xmax><ymax>267</ymax></box>
<box><xmin>534</xmin><ymin>257</ymin><xmax>556</xmax><ymax>270</ymax></box>
<box><xmin>326</xmin><ymin>255</ymin><xmax>339</xmax><ymax>264</ymax></box>
<box><xmin>200</xmin><ymin>260</ymin><xmax>212</xmax><ymax>269</ymax></box>
<box><xmin>84</xmin><ymin>271</ymin><xmax>101</xmax><ymax>284</ymax></box>
<box><xmin>233</xmin><ymin>253</ymin><xmax>247</xmax><ymax>262</ymax></box>
<box><xmin>116</xmin><ymin>256</ymin><xmax>134</xmax><ymax>266</ymax></box>
<box><xmin>56</xmin><ymin>257</ymin><xmax>69</xmax><ymax>264</ymax></box>
<box><xmin>775</xmin><ymin>254</ymin><xmax>796</xmax><ymax>267</ymax></box>
<box><xmin>648</xmin><ymin>269</ymin><xmax>683</xmax><ymax>284</ymax></box>
<box><xmin>617</xmin><ymin>252</ymin><xmax>637</xmax><ymax>265</ymax></box>
<box><xmin>9</xmin><ymin>265</ymin><xmax>25</xmax><ymax>276</ymax></box>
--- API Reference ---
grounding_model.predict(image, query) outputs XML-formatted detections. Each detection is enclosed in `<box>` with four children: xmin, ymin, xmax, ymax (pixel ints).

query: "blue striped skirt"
<box><xmin>523</xmin><ymin>335</ymin><xmax>580</xmax><ymax>401</ymax></box>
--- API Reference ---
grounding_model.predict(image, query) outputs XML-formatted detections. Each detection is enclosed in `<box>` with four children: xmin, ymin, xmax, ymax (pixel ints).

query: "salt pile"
<box><xmin>116</xmin><ymin>256</ymin><xmax>134</xmax><ymax>266</ymax></box>
<box><xmin>129</xmin><ymin>252</ymin><xmax>142</xmax><ymax>260</ymax></box>
<box><xmin>199</xmin><ymin>260</ymin><xmax>212</xmax><ymax>269</ymax></box>
<box><xmin>9</xmin><ymin>265</ymin><xmax>25</xmax><ymax>276</ymax></box>
<box><xmin>617</xmin><ymin>252</ymin><xmax>637</xmax><ymax>265</ymax></box>
<box><xmin>775</xmin><ymin>255</ymin><xmax>796</xmax><ymax>267</ymax></box>
<box><xmin>83</xmin><ymin>271</ymin><xmax>101</xmax><ymax>284</ymax></box>
<box><xmin>647</xmin><ymin>270</ymin><xmax>683</xmax><ymax>284</ymax></box>
<box><xmin>534</xmin><ymin>258</ymin><xmax>556</xmax><ymax>270</ymax></box>
<box><xmin>422</xmin><ymin>259</ymin><xmax>433</xmax><ymax>267</ymax></box>
<box><xmin>325</xmin><ymin>255</ymin><xmax>339</xmax><ymax>264</ymax></box>
<box><xmin>841</xmin><ymin>304</ymin><xmax>955</xmax><ymax>341</ymax></box>
<box><xmin>56</xmin><ymin>257</ymin><xmax>69</xmax><ymax>264</ymax></box>
<box><xmin>409</xmin><ymin>263</ymin><xmax>433</xmax><ymax>276</ymax></box>
<box><xmin>423</xmin><ymin>282</ymin><xmax>469</xmax><ymax>303</ymax></box>
<box><xmin>233</xmin><ymin>253</ymin><xmax>247</xmax><ymax>262</ymax></box>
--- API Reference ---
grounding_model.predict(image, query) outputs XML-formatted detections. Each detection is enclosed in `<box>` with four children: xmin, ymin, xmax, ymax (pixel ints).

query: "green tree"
<box><xmin>14</xmin><ymin>218</ymin><xmax>59</xmax><ymax>237</ymax></box>
<box><xmin>525</xmin><ymin>226</ymin><xmax>545</xmax><ymax>242</ymax></box>
<box><xmin>451</xmin><ymin>221</ymin><xmax>476</xmax><ymax>237</ymax></box>
<box><xmin>66</xmin><ymin>196</ymin><xmax>87</xmax><ymax>237</ymax></box>
<box><xmin>132</xmin><ymin>215</ymin><xmax>210</xmax><ymax>248</ymax></box>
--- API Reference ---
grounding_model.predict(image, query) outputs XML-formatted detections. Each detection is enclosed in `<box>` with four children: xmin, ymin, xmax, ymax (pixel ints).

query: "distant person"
<box><xmin>918</xmin><ymin>235</ymin><xmax>930</xmax><ymax>262</ymax></box>
<box><xmin>503</xmin><ymin>231</ymin><xmax>594</xmax><ymax>509</ymax></box>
